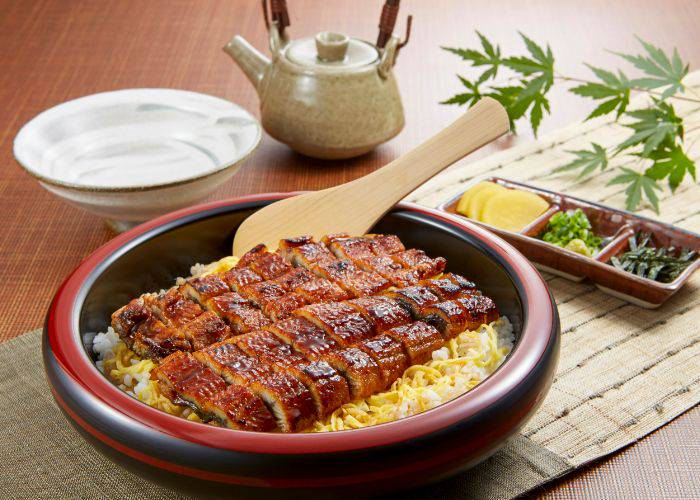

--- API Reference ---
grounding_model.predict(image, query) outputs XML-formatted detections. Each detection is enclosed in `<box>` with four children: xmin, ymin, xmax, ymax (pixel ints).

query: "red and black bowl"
<box><xmin>44</xmin><ymin>193</ymin><xmax>560</xmax><ymax>497</ymax></box>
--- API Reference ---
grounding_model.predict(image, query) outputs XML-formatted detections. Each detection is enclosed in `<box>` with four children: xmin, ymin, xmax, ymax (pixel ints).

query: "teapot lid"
<box><xmin>285</xmin><ymin>31</ymin><xmax>378</xmax><ymax>69</ymax></box>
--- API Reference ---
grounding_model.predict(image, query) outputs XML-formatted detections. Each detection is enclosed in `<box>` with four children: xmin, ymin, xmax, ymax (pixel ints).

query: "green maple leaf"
<box><xmin>489</xmin><ymin>77</ymin><xmax>551</xmax><ymax>136</ymax></box>
<box><xmin>569</xmin><ymin>65</ymin><xmax>631</xmax><ymax>119</ymax></box>
<box><xmin>507</xmin><ymin>76</ymin><xmax>547</xmax><ymax>134</ymax></box>
<box><xmin>440</xmin><ymin>75</ymin><xmax>483</xmax><ymax>106</ymax></box>
<box><xmin>529</xmin><ymin>93</ymin><xmax>550</xmax><ymax>134</ymax></box>
<box><xmin>503</xmin><ymin>32</ymin><xmax>555</xmax><ymax>85</ymax></box>
<box><xmin>441</xmin><ymin>31</ymin><xmax>502</xmax><ymax>81</ymax></box>
<box><xmin>554</xmin><ymin>143</ymin><xmax>609</xmax><ymax>179</ymax></box>
<box><xmin>644</xmin><ymin>143</ymin><xmax>696</xmax><ymax>192</ymax></box>
<box><xmin>486</xmin><ymin>85</ymin><xmax>521</xmax><ymax>130</ymax></box>
<box><xmin>442</xmin><ymin>32</ymin><xmax>554</xmax><ymax>135</ymax></box>
<box><xmin>607</xmin><ymin>167</ymin><xmax>662</xmax><ymax>212</ymax></box>
<box><xmin>502</xmin><ymin>33</ymin><xmax>554</xmax><ymax>135</ymax></box>
<box><xmin>616</xmin><ymin>100</ymin><xmax>683</xmax><ymax>156</ymax></box>
<box><xmin>614</xmin><ymin>36</ymin><xmax>689</xmax><ymax>98</ymax></box>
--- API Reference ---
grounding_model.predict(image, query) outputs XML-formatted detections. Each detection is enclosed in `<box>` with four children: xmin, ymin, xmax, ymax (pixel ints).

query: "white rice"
<box><xmin>93</xmin><ymin>327</ymin><xmax>120</xmax><ymax>373</ymax></box>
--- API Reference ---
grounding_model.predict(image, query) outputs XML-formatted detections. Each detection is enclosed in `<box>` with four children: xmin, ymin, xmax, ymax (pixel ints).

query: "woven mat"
<box><xmin>0</xmin><ymin>329</ymin><xmax>571</xmax><ymax>499</ymax></box>
<box><xmin>2</xmin><ymin>78</ymin><xmax>700</xmax><ymax>499</ymax></box>
<box><xmin>408</xmin><ymin>71</ymin><xmax>700</xmax><ymax>470</ymax></box>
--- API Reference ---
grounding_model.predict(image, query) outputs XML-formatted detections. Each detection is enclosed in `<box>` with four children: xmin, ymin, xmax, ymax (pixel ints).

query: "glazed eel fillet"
<box><xmin>111</xmin><ymin>234</ymin><xmax>446</xmax><ymax>359</ymax></box>
<box><xmin>110</xmin><ymin>287</ymin><xmax>233</xmax><ymax>361</ymax></box>
<box><xmin>111</xmin><ymin>234</ymin><xmax>499</xmax><ymax>432</ymax></box>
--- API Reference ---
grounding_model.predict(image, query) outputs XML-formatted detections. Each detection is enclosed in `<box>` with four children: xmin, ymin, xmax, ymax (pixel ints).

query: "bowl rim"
<box><xmin>45</xmin><ymin>192</ymin><xmax>556</xmax><ymax>455</ymax></box>
<box><xmin>13</xmin><ymin>88</ymin><xmax>262</xmax><ymax>193</ymax></box>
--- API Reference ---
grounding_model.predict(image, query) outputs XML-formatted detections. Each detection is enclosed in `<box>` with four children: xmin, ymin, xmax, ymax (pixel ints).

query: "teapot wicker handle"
<box><xmin>262</xmin><ymin>0</ymin><xmax>290</xmax><ymax>35</ymax></box>
<box><xmin>377</xmin><ymin>0</ymin><xmax>412</xmax><ymax>51</ymax></box>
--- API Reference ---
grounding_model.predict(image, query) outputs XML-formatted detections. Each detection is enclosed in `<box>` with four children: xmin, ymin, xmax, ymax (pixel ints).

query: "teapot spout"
<box><xmin>223</xmin><ymin>36</ymin><xmax>270</xmax><ymax>91</ymax></box>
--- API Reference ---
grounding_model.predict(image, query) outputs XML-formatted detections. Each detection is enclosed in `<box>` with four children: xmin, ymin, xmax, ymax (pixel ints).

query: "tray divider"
<box><xmin>594</xmin><ymin>225</ymin><xmax>634</xmax><ymax>263</ymax></box>
<box><xmin>520</xmin><ymin>204</ymin><xmax>561</xmax><ymax>237</ymax></box>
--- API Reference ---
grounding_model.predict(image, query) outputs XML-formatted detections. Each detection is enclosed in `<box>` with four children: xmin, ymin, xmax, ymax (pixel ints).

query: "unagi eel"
<box><xmin>155</xmin><ymin>351</ymin><xmax>276</xmax><ymax>431</ymax></box>
<box><xmin>194</xmin><ymin>341</ymin><xmax>316</xmax><ymax>432</ymax></box>
<box><xmin>112</xmin><ymin>233</ymin><xmax>500</xmax><ymax>432</ymax></box>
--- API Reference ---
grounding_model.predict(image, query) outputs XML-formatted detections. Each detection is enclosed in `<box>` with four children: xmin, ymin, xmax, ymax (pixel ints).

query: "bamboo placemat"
<box><xmin>409</xmin><ymin>71</ymin><xmax>700</xmax><ymax>470</ymax></box>
<box><xmin>1</xmin><ymin>75</ymin><xmax>699</xmax><ymax>499</ymax></box>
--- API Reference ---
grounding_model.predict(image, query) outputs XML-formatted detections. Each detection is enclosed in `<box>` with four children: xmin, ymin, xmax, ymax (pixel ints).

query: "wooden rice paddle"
<box><xmin>232</xmin><ymin>97</ymin><xmax>509</xmax><ymax>255</ymax></box>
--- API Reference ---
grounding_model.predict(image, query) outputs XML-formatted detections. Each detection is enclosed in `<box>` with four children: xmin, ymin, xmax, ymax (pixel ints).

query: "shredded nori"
<box><xmin>610</xmin><ymin>232</ymin><xmax>697</xmax><ymax>283</ymax></box>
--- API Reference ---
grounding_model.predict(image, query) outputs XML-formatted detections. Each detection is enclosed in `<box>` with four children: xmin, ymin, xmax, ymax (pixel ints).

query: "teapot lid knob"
<box><xmin>285</xmin><ymin>33</ymin><xmax>377</xmax><ymax>69</ymax></box>
<box><xmin>315</xmin><ymin>32</ymin><xmax>349</xmax><ymax>62</ymax></box>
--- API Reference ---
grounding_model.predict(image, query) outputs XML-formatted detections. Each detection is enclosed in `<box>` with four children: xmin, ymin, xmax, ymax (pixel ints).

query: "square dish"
<box><xmin>439</xmin><ymin>177</ymin><xmax>700</xmax><ymax>308</ymax></box>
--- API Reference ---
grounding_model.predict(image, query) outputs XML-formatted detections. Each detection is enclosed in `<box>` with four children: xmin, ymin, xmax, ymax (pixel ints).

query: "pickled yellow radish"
<box><xmin>455</xmin><ymin>191</ymin><xmax>472</xmax><ymax>215</ymax></box>
<box><xmin>466</xmin><ymin>183</ymin><xmax>507</xmax><ymax>220</ymax></box>
<box><xmin>456</xmin><ymin>181</ymin><xmax>497</xmax><ymax>215</ymax></box>
<box><xmin>481</xmin><ymin>190</ymin><xmax>549</xmax><ymax>231</ymax></box>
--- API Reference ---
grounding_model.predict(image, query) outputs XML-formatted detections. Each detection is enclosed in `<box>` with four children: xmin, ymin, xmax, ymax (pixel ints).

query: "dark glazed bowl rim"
<box><xmin>45</xmin><ymin>193</ymin><xmax>556</xmax><ymax>456</ymax></box>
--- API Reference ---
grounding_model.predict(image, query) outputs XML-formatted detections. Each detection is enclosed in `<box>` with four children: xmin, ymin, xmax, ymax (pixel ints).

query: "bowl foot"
<box><xmin>104</xmin><ymin>218</ymin><xmax>142</xmax><ymax>233</ymax></box>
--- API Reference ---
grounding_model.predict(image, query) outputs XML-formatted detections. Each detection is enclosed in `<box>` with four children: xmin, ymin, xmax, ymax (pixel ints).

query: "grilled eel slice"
<box><xmin>111</xmin><ymin>297</ymin><xmax>151</xmax><ymax>350</ymax></box>
<box><xmin>321</xmin><ymin>346</ymin><xmax>383</xmax><ymax>400</ymax></box>
<box><xmin>267</xmin><ymin>316</ymin><xmax>341</xmax><ymax>360</ymax></box>
<box><xmin>294</xmin><ymin>301</ymin><xmax>376</xmax><ymax>347</ymax></box>
<box><xmin>322</xmin><ymin>234</ymin><xmax>446</xmax><ymax>287</ymax></box>
<box><xmin>206</xmin><ymin>292</ymin><xmax>271</xmax><ymax>334</ymax></box>
<box><xmin>194</xmin><ymin>341</ymin><xmax>316</xmax><ymax>432</ymax></box>
<box><xmin>421</xmin><ymin>295</ymin><xmax>499</xmax><ymax>338</ymax></box>
<box><xmin>384</xmin><ymin>322</ymin><xmax>444</xmax><ymax>365</ymax></box>
<box><xmin>154</xmin><ymin>351</ymin><xmax>276</xmax><ymax>431</ymax></box>
<box><xmin>131</xmin><ymin>316</ymin><xmax>191</xmax><ymax>361</ymax></box>
<box><xmin>111</xmin><ymin>297</ymin><xmax>192</xmax><ymax>361</ymax></box>
<box><xmin>236</xmin><ymin>243</ymin><xmax>293</xmax><ymax>280</ymax></box>
<box><xmin>234</xmin><ymin>330</ymin><xmax>350</xmax><ymax>419</ymax></box>
<box><xmin>353</xmin><ymin>333</ymin><xmax>409</xmax><ymax>388</ymax></box>
<box><xmin>346</xmin><ymin>295</ymin><xmax>413</xmax><ymax>333</ymax></box>
<box><xmin>278</xmin><ymin>236</ymin><xmax>338</xmax><ymax>268</ymax></box>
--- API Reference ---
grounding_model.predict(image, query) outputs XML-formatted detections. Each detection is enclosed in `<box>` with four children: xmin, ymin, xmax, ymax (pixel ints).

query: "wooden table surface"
<box><xmin>1</xmin><ymin>0</ymin><xmax>697</xmax><ymax>497</ymax></box>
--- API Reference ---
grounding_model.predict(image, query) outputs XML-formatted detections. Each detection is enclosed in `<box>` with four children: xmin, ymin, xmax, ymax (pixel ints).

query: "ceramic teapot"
<box><xmin>223</xmin><ymin>0</ymin><xmax>411</xmax><ymax>159</ymax></box>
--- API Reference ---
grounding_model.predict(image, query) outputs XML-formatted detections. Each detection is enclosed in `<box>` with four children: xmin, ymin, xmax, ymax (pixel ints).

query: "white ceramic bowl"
<box><xmin>13</xmin><ymin>89</ymin><xmax>262</xmax><ymax>231</ymax></box>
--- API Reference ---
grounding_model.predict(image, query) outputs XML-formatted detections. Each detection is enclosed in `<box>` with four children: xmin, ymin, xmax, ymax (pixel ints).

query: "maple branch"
<box><xmin>554</xmin><ymin>74</ymin><xmax>700</xmax><ymax>104</ymax></box>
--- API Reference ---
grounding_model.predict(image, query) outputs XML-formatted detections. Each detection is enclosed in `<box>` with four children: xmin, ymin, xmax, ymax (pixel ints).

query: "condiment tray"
<box><xmin>439</xmin><ymin>177</ymin><xmax>700</xmax><ymax>308</ymax></box>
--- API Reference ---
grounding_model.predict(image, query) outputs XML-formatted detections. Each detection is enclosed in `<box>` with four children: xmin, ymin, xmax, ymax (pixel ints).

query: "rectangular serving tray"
<box><xmin>439</xmin><ymin>177</ymin><xmax>700</xmax><ymax>309</ymax></box>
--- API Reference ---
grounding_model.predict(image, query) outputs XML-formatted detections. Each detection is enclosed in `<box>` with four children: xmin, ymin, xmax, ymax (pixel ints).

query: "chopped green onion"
<box><xmin>540</xmin><ymin>209</ymin><xmax>602</xmax><ymax>256</ymax></box>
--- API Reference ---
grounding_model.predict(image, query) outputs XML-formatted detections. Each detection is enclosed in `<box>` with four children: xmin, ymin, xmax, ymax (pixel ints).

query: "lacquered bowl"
<box><xmin>43</xmin><ymin>193</ymin><xmax>560</xmax><ymax>497</ymax></box>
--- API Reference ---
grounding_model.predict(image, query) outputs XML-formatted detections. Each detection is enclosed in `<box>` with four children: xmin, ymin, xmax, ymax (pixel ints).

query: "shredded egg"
<box><xmin>310</xmin><ymin>319</ymin><xmax>512</xmax><ymax>432</ymax></box>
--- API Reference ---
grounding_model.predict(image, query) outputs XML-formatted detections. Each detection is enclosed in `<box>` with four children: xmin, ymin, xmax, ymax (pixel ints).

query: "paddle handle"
<box><xmin>232</xmin><ymin>98</ymin><xmax>509</xmax><ymax>254</ymax></box>
<box><xmin>332</xmin><ymin>97</ymin><xmax>509</xmax><ymax>225</ymax></box>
